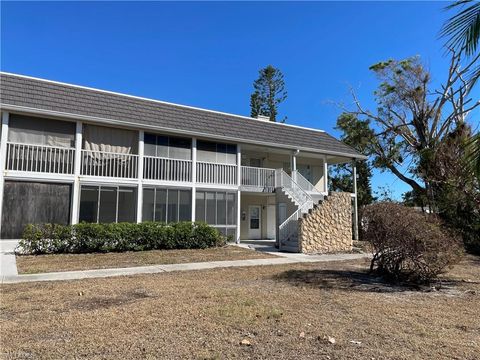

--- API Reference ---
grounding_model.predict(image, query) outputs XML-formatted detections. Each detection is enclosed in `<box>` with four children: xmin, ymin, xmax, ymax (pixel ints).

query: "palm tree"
<box><xmin>441</xmin><ymin>0</ymin><xmax>480</xmax><ymax>180</ymax></box>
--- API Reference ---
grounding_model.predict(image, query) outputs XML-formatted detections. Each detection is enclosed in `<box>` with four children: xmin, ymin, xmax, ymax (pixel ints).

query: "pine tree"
<box><xmin>250</xmin><ymin>65</ymin><xmax>287</xmax><ymax>122</ymax></box>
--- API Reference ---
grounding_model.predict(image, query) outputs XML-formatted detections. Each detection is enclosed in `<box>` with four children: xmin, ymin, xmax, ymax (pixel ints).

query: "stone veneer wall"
<box><xmin>298</xmin><ymin>192</ymin><xmax>353</xmax><ymax>254</ymax></box>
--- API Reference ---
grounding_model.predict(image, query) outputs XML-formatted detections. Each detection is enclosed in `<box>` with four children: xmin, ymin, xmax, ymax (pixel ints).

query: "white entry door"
<box><xmin>248</xmin><ymin>205</ymin><xmax>262</xmax><ymax>239</ymax></box>
<box><xmin>266</xmin><ymin>205</ymin><xmax>276</xmax><ymax>240</ymax></box>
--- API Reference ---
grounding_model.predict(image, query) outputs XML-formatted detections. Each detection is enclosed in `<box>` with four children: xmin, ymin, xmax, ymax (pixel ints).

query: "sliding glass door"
<box><xmin>142</xmin><ymin>187</ymin><xmax>192</xmax><ymax>223</ymax></box>
<box><xmin>79</xmin><ymin>185</ymin><xmax>137</xmax><ymax>223</ymax></box>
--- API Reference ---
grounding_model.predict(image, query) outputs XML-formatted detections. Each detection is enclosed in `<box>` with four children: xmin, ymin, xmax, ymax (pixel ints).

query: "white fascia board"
<box><xmin>0</xmin><ymin>104</ymin><xmax>367</xmax><ymax>160</ymax></box>
<box><xmin>4</xmin><ymin>171</ymin><xmax>75</xmax><ymax>183</ymax></box>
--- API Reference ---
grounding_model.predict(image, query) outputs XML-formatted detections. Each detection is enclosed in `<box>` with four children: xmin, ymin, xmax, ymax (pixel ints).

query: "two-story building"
<box><xmin>0</xmin><ymin>73</ymin><xmax>365</xmax><ymax>252</ymax></box>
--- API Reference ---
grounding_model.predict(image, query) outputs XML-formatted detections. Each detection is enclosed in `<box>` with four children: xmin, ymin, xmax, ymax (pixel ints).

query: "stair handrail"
<box><xmin>277</xmin><ymin>169</ymin><xmax>314</xmax><ymax>207</ymax></box>
<box><xmin>277</xmin><ymin>170</ymin><xmax>315</xmax><ymax>247</ymax></box>
<box><xmin>292</xmin><ymin>170</ymin><xmax>323</xmax><ymax>195</ymax></box>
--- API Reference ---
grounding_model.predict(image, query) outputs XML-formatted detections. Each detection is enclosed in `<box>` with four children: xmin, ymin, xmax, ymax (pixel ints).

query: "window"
<box><xmin>206</xmin><ymin>192</ymin><xmax>216</xmax><ymax>224</ymax></box>
<box><xmin>8</xmin><ymin>114</ymin><xmax>75</xmax><ymax>148</ymax></box>
<box><xmin>79</xmin><ymin>185</ymin><xmax>137</xmax><ymax>223</ymax></box>
<box><xmin>118</xmin><ymin>187</ymin><xmax>137</xmax><ymax>222</ymax></box>
<box><xmin>216</xmin><ymin>193</ymin><xmax>226</xmax><ymax>225</ymax></box>
<box><xmin>195</xmin><ymin>190</ymin><xmax>237</xmax><ymax>236</ymax></box>
<box><xmin>155</xmin><ymin>189</ymin><xmax>167</xmax><ymax>222</ymax></box>
<box><xmin>99</xmin><ymin>187</ymin><xmax>117</xmax><ymax>223</ymax></box>
<box><xmin>79</xmin><ymin>186</ymin><xmax>99</xmax><ymax>223</ymax></box>
<box><xmin>179</xmin><ymin>190</ymin><xmax>191</xmax><ymax>221</ymax></box>
<box><xmin>144</xmin><ymin>133</ymin><xmax>191</xmax><ymax>160</ymax></box>
<box><xmin>142</xmin><ymin>188</ymin><xmax>155</xmax><ymax>221</ymax></box>
<box><xmin>197</xmin><ymin>141</ymin><xmax>237</xmax><ymax>164</ymax></box>
<box><xmin>195</xmin><ymin>192</ymin><xmax>205</xmax><ymax>223</ymax></box>
<box><xmin>168</xmin><ymin>189</ymin><xmax>179</xmax><ymax>223</ymax></box>
<box><xmin>142</xmin><ymin>188</ymin><xmax>192</xmax><ymax>223</ymax></box>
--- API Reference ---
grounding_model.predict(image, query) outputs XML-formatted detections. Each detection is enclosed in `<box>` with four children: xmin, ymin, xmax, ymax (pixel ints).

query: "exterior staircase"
<box><xmin>276</xmin><ymin>169</ymin><xmax>324</xmax><ymax>252</ymax></box>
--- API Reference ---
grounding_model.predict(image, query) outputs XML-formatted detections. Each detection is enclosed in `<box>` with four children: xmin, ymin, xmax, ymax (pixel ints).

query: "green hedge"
<box><xmin>18</xmin><ymin>222</ymin><xmax>226</xmax><ymax>255</ymax></box>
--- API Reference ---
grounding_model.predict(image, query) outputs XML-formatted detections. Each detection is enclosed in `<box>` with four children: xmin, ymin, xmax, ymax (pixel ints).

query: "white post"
<box><xmin>352</xmin><ymin>160</ymin><xmax>359</xmax><ymax>241</ymax></box>
<box><xmin>71</xmin><ymin>121</ymin><xmax>82</xmax><ymax>224</ymax></box>
<box><xmin>236</xmin><ymin>143</ymin><xmax>241</xmax><ymax>244</ymax></box>
<box><xmin>323</xmin><ymin>155</ymin><xmax>328</xmax><ymax>194</ymax></box>
<box><xmin>191</xmin><ymin>137</ymin><xmax>197</xmax><ymax>222</ymax></box>
<box><xmin>0</xmin><ymin>112</ymin><xmax>9</xmax><ymax>236</ymax></box>
<box><xmin>291</xmin><ymin>149</ymin><xmax>298</xmax><ymax>183</ymax></box>
<box><xmin>136</xmin><ymin>130</ymin><xmax>144</xmax><ymax>223</ymax></box>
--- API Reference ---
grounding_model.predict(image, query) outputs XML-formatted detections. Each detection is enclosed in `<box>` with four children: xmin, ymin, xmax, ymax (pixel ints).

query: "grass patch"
<box><xmin>1</xmin><ymin>256</ymin><xmax>479</xmax><ymax>359</ymax></box>
<box><xmin>16</xmin><ymin>245</ymin><xmax>278</xmax><ymax>274</ymax></box>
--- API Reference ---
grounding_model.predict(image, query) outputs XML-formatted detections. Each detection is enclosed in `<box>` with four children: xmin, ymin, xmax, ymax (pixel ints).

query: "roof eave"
<box><xmin>0</xmin><ymin>103</ymin><xmax>366</xmax><ymax>160</ymax></box>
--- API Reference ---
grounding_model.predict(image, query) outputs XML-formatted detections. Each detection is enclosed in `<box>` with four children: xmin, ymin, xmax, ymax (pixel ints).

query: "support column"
<box><xmin>323</xmin><ymin>155</ymin><xmax>328</xmax><ymax>194</ymax></box>
<box><xmin>236</xmin><ymin>144</ymin><xmax>241</xmax><ymax>244</ymax></box>
<box><xmin>0</xmin><ymin>112</ymin><xmax>10</xmax><ymax>236</ymax></box>
<box><xmin>352</xmin><ymin>160</ymin><xmax>359</xmax><ymax>241</ymax></box>
<box><xmin>291</xmin><ymin>149</ymin><xmax>298</xmax><ymax>181</ymax></box>
<box><xmin>191</xmin><ymin>138</ymin><xmax>197</xmax><ymax>222</ymax></box>
<box><xmin>71</xmin><ymin>121</ymin><xmax>82</xmax><ymax>224</ymax></box>
<box><xmin>136</xmin><ymin>130</ymin><xmax>144</xmax><ymax>223</ymax></box>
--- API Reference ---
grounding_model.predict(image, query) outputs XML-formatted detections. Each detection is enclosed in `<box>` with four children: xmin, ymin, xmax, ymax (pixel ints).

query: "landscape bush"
<box><xmin>19</xmin><ymin>221</ymin><xmax>225</xmax><ymax>255</ymax></box>
<box><xmin>362</xmin><ymin>202</ymin><xmax>463</xmax><ymax>283</ymax></box>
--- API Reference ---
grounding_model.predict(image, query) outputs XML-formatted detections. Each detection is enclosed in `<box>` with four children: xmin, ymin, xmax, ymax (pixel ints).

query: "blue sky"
<box><xmin>2</xmin><ymin>1</ymin><xmax>476</xmax><ymax>199</ymax></box>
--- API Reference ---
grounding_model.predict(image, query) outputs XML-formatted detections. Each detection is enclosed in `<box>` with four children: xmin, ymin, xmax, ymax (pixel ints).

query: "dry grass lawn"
<box><xmin>15</xmin><ymin>245</ymin><xmax>278</xmax><ymax>274</ymax></box>
<box><xmin>1</xmin><ymin>256</ymin><xmax>479</xmax><ymax>359</ymax></box>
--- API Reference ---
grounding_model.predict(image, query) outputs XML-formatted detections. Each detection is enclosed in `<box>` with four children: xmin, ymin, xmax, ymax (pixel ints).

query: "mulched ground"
<box><xmin>1</xmin><ymin>256</ymin><xmax>479</xmax><ymax>359</ymax></box>
<box><xmin>15</xmin><ymin>245</ymin><xmax>278</xmax><ymax>274</ymax></box>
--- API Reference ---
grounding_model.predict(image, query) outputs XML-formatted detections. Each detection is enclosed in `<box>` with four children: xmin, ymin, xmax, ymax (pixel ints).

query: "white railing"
<box><xmin>143</xmin><ymin>156</ymin><xmax>192</xmax><ymax>182</ymax></box>
<box><xmin>81</xmin><ymin>150</ymin><xmax>138</xmax><ymax>178</ymax></box>
<box><xmin>277</xmin><ymin>169</ymin><xmax>315</xmax><ymax>248</ymax></box>
<box><xmin>6</xmin><ymin>142</ymin><xmax>75</xmax><ymax>174</ymax></box>
<box><xmin>292</xmin><ymin>171</ymin><xmax>320</xmax><ymax>194</ymax></box>
<box><xmin>279</xmin><ymin>208</ymin><xmax>301</xmax><ymax>245</ymax></box>
<box><xmin>241</xmin><ymin>166</ymin><xmax>276</xmax><ymax>190</ymax></box>
<box><xmin>276</xmin><ymin>169</ymin><xmax>313</xmax><ymax>208</ymax></box>
<box><xmin>196</xmin><ymin>162</ymin><xmax>237</xmax><ymax>185</ymax></box>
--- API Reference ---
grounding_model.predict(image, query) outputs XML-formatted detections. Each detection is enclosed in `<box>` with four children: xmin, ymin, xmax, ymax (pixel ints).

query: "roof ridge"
<box><xmin>0</xmin><ymin>71</ymin><xmax>326</xmax><ymax>133</ymax></box>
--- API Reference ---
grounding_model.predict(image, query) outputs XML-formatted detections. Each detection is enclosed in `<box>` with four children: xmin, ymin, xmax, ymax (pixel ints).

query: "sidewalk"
<box><xmin>0</xmin><ymin>240</ymin><xmax>19</xmax><ymax>279</ymax></box>
<box><xmin>1</xmin><ymin>242</ymin><xmax>368</xmax><ymax>284</ymax></box>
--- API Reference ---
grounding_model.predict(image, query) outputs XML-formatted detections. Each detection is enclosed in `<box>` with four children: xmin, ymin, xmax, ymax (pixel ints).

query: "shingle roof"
<box><xmin>0</xmin><ymin>72</ymin><xmax>364</xmax><ymax>158</ymax></box>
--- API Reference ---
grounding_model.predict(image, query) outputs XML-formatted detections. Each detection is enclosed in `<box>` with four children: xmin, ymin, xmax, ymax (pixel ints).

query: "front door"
<box><xmin>248</xmin><ymin>205</ymin><xmax>261</xmax><ymax>239</ymax></box>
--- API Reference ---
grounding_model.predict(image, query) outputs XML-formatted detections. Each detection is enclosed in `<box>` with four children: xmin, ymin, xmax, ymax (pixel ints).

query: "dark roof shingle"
<box><xmin>0</xmin><ymin>73</ymin><xmax>363</xmax><ymax>158</ymax></box>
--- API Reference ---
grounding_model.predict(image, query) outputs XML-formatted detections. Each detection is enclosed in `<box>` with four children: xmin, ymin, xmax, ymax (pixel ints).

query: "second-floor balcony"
<box><xmin>5</xmin><ymin>143</ymin><xmax>277</xmax><ymax>189</ymax></box>
<box><xmin>6</xmin><ymin>142</ymin><xmax>76</xmax><ymax>175</ymax></box>
<box><xmin>4</xmin><ymin>142</ymin><xmax>327</xmax><ymax>195</ymax></box>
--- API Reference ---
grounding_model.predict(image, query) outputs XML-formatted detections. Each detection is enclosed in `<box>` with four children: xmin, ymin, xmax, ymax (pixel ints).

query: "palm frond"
<box><xmin>441</xmin><ymin>0</ymin><xmax>480</xmax><ymax>56</ymax></box>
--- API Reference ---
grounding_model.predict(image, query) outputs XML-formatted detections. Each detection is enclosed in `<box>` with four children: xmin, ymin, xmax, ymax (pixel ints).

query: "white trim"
<box><xmin>191</xmin><ymin>138</ymin><xmax>197</xmax><ymax>222</ymax></box>
<box><xmin>79</xmin><ymin>176</ymin><xmax>139</xmax><ymax>186</ymax></box>
<box><xmin>136</xmin><ymin>130</ymin><xmax>144</xmax><ymax>223</ymax></box>
<box><xmin>352</xmin><ymin>161</ymin><xmax>359</xmax><ymax>241</ymax></box>
<box><xmin>0</xmin><ymin>112</ymin><xmax>10</xmax><ymax>236</ymax></box>
<box><xmin>71</xmin><ymin>121</ymin><xmax>82</xmax><ymax>224</ymax></box>
<box><xmin>323</xmin><ymin>155</ymin><xmax>329</xmax><ymax>194</ymax></box>
<box><xmin>4</xmin><ymin>171</ymin><xmax>75</xmax><ymax>183</ymax></box>
<box><xmin>236</xmin><ymin>144</ymin><xmax>242</xmax><ymax>243</ymax></box>
<box><xmin>142</xmin><ymin>179</ymin><xmax>194</xmax><ymax>188</ymax></box>
<box><xmin>0</xmin><ymin>104</ymin><xmax>367</xmax><ymax>160</ymax></box>
<box><xmin>1</xmin><ymin>72</ymin><xmax>326</xmax><ymax>133</ymax></box>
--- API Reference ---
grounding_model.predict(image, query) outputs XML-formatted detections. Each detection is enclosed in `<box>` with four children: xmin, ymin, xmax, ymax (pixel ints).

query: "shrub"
<box><xmin>18</xmin><ymin>221</ymin><xmax>225</xmax><ymax>255</ymax></box>
<box><xmin>362</xmin><ymin>202</ymin><xmax>463</xmax><ymax>283</ymax></box>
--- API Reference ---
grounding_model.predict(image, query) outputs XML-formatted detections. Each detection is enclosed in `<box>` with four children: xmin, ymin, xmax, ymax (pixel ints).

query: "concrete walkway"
<box><xmin>0</xmin><ymin>240</ymin><xmax>19</xmax><ymax>279</ymax></box>
<box><xmin>1</xmin><ymin>241</ymin><xmax>368</xmax><ymax>284</ymax></box>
